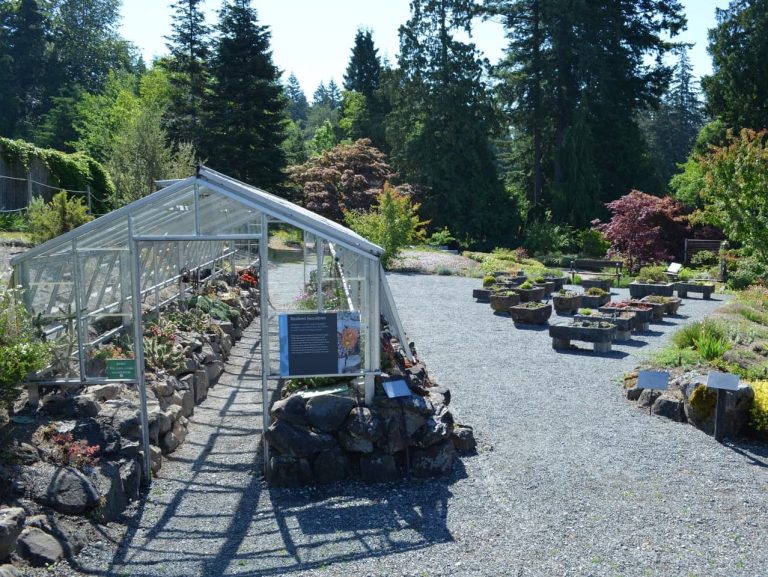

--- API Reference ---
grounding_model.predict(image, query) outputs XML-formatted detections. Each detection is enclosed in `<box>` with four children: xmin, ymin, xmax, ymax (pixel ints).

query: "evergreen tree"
<box><xmin>639</xmin><ymin>47</ymin><xmax>704</xmax><ymax>193</ymax></box>
<box><xmin>389</xmin><ymin>0</ymin><xmax>518</xmax><ymax>247</ymax></box>
<box><xmin>702</xmin><ymin>0</ymin><xmax>768</xmax><ymax>130</ymax></box>
<box><xmin>6</xmin><ymin>0</ymin><xmax>48</xmax><ymax>138</ymax></box>
<box><xmin>327</xmin><ymin>79</ymin><xmax>342</xmax><ymax>110</ymax></box>
<box><xmin>49</xmin><ymin>0</ymin><xmax>136</xmax><ymax>94</ymax></box>
<box><xmin>284</xmin><ymin>73</ymin><xmax>308</xmax><ymax>125</ymax></box>
<box><xmin>313</xmin><ymin>81</ymin><xmax>330</xmax><ymax>106</ymax></box>
<box><xmin>489</xmin><ymin>0</ymin><xmax>685</xmax><ymax>227</ymax></box>
<box><xmin>165</xmin><ymin>0</ymin><xmax>211</xmax><ymax>147</ymax></box>
<box><xmin>344</xmin><ymin>29</ymin><xmax>381</xmax><ymax>99</ymax></box>
<box><xmin>204</xmin><ymin>0</ymin><xmax>286</xmax><ymax>190</ymax></box>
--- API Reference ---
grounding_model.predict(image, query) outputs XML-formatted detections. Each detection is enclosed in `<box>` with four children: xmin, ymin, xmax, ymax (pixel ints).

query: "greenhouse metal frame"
<box><xmin>11</xmin><ymin>166</ymin><xmax>412</xmax><ymax>481</ymax></box>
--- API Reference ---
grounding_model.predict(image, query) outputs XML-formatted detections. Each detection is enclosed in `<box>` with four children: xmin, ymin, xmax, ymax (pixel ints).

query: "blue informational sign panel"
<box><xmin>707</xmin><ymin>371</ymin><xmax>740</xmax><ymax>391</ymax></box>
<box><xmin>637</xmin><ymin>370</ymin><xmax>670</xmax><ymax>390</ymax></box>
<box><xmin>279</xmin><ymin>311</ymin><xmax>361</xmax><ymax>377</ymax></box>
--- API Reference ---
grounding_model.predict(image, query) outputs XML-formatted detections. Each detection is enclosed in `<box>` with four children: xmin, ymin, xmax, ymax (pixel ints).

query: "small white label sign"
<box><xmin>637</xmin><ymin>370</ymin><xmax>669</xmax><ymax>390</ymax></box>
<box><xmin>706</xmin><ymin>371</ymin><xmax>740</xmax><ymax>391</ymax></box>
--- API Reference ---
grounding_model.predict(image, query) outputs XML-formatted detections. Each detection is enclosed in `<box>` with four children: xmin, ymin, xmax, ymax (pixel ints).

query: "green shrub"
<box><xmin>523</xmin><ymin>211</ymin><xmax>573</xmax><ymax>256</ymax></box>
<box><xmin>586</xmin><ymin>287</ymin><xmax>608</xmax><ymax>296</ymax></box>
<box><xmin>637</xmin><ymin>265</ymin><xmax>668</xmax><ymax>283</ymax></box>
<box><xmin>0</xmin><ymin>212</ymin><xmax>28</xmax><ymax>232</ymax></box>
<box><xmin>651</xmin><ymin>346</ymin><xmax>702</xmax><ymax>369</ymax></box>
<box><xmin>427</xmin><ymin>227</ymin><xmax>455</xmax><ymax>247</ymax></box>
<box><xmin>671</xmin><ymin>319</ymin><xmax>726</xmax><ymax>350</ymax></box>
<box><xmin>693</xmin><ymin>331</ymin><xmax>731</xmax><ymax>361</ymax></box>
<box><xmin>27</xmin><ymin>191</ymin><xmax>93</xmax><ymax>245</ymax></box>
<box><xmin>690</xmin><ymin>250</ymin><xmax>718</xmax><ymax>267</ymax></box>
<box><xmin>0</xmin><ymin>287</ymin><xmax>52</xmax><ymax>408</ymax></box>
<box><xmin>482</xmin><ymin>275</ymin><xmax>496</xmax><ymax>287</ymax></box>
<box><xmin>748</xmin><ymin>380</ymin><xmax>768</xmax><ymax>434</ymax></box>
<box><xmin>579</xmin><ymin>229</ymin><xmax>610</xmax><ymax>258</ymax></box>
<box><xmin>345</xmin><ymin>183</ymin><xmax>427</xmax><ymax>269</ymax></box>
<box><xmin>727</xmin><ymin>257</ymin><xmax>768</xmax><ymax>290</ymax></box>
<box><xmin>519</xmin><ymin>281</ymin><xmax>534</xmax><ymax>289</ymax></box>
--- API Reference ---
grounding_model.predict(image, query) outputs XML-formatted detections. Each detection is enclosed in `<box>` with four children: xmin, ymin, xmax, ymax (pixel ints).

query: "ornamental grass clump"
<box><xmin>585</xmin><ymin>287</ymin><xmax>608</xmax><ymax>296</ymax></box>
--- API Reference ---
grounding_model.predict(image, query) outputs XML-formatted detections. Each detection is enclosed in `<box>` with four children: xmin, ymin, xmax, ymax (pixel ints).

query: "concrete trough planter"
<box><xmin>472</xmin><ymin>288</ymin><xmax>491</xmax><ymax>303</ymax></box>
<box><xmin>581</xmin><ymin>293</ymin><xmax>610</xmax><ymax>308</ymax></box>
<box><xmin>533</xmin><ymin>281</ymin><xmax>555</xmax><ymax>297</ymax></box>
<box><xmin>599</xmin><ymin>302</ymin><xmax>653</xmax><ymax>331</ymax></box>
<box><xmin>641</xmin><ymin>295</ymin><xmax>682</xmax><ymax>316</ymax></box>
<box><xmin>512</xmin><ymin>286</ymin><xmax>546</xmax><ymax>302</ymax></box>
<box><xmin>575</xmin><ymin>311</ymin><xmax>634</xmax><ymax>340</ymax></box>
<box><xmin>489</xmin><ymin>292</ymin><xmax>521</xmax><ymax>313</ymax></box>
<box><xmin>628</xmin><ymin>281</ymin><xmax>675</xmax><ymax>298</ymax></box>
<box><xmin>552</xmin><ymin>292</ymin><xmax>583</xmax><ymax>314</ymax></box>
<box><xmin>545</xmin><ymin>276</ymin><xmax>568</xmax><ymax>291</ymax></box>
<box><xmin>549</xmin><ymin>321</ymin><xmax>617</xmax><ymax>353</ymax></box>
<box><xmin>509</xmin><ymin>302</ymin><xmax>552</xmax><ymax>324</ymax></box>
<box><xmin>676</xmin><ymin>281</ymin><xmax>715</xmax><ymax>299</ymax></box>
<box><xmin>581</xmin><ymin>278</ymin><xmax>613</xmax><ymax>292</ymax></box>
<box><xmin>630</xmin><ymin>298</ymin><xmax>665</xmax><ymax>321</ymax></box>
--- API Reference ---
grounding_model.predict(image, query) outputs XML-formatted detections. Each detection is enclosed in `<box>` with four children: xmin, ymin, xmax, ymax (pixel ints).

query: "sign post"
<box><xmin>706</xmin><ymin>371</ymin><xmax>740</xmax><ymax>442</ymax></box>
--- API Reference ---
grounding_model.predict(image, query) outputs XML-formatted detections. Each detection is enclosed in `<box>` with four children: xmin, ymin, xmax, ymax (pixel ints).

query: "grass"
<box><xmin>0</xmin><ymin>231</ymin><xmax>31</xmax><ymax>243</ymax></box>
<box><xmin>463</xmin><ymin>249</ymin><xmax>550</xmax><ymax>276</ymax></box>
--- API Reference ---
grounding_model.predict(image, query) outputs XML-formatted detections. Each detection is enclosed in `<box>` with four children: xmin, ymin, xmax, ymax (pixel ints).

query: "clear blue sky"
<box><xmin>120</xmin><ymin>0</ymin><xmax>730</xmax><ymax>99</ymax></box>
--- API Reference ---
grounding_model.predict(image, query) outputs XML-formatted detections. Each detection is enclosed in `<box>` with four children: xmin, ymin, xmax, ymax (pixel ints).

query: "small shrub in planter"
<box><xmin>676</xmin><ymin>280</ymin><xmax>715</xmax><ymax>299</ymax></box>
<box><xmin>549</xmin><ymin>319</ymin><xmax>616</xmax><ymax>352</ymax></box>
<box><xmin>490</xmin><ymin>291</ymin><xmax>521</xmax><ymax>313</ymax></box>
<box><xmin>512</xmin><ymin>281</ymin><xmax>545</xmax><ymax>302</ymax></box>
<box><xmin>581</xmin><ymin>287</ymin><xmax>610</xmax><ymax>308</ymax></box>
<box><xmin>483</xmin><ymin>275</ymin><xmax>496</xmax><ymax>288</ymax></box>
<box><xmin>581</xmin><ymin>278</ymin><xmax>613</xmax><ymax>292</ymax></box>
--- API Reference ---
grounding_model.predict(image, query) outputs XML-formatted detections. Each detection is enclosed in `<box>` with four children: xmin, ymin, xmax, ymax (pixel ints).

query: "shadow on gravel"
<box><xmin>553</xmin><ymin>347</ymin><xmax>629</xmax><ymax>359</ymax></box>
<box><xmin>264</xmin><ymin>462</ymin><xmax>462</xmax><ymax>576</ymax></box>
<box><xmin>615</xmin><ymin>339</ymin><xmax>648</xmax><ymax>348</ymax></box>
<box><xmin>726</xmin><ymin>441</ymin><xmax>768</xmax><ymax>469</ymax></box>
<box><xmin>512</xmin><ymin>323</ymin><xmax>549</xmax><ymax>332</ymax></box>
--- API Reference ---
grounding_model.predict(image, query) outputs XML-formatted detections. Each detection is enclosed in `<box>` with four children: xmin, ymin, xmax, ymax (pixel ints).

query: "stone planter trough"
<box><xmin>676</xmin><ymin>281</ymin><xmax>715</xmax><ymax>300</ymax></box>
<box><xmin>575</xmin><ymin>311</ymin><xmax>634</xmax><ymax>340</ymax></box>
<box><xmin>472</xmin><ymin>288</ymin><xmax>491</xmax><ymax>303</ymax></box>
<box><xmin>629</xmin><ymin>281</ymin><xmax>675</xmax><ymax>298</ymax></box>
<box><xmin>599</xmin><ymin>303</ymin><xmax>652</xmax><ymax>331</ymax></box>
<box><xmin>509</xmin><ymin>303</ymin><xmax>552</xmax><ymax>325</ymax></box>
<box><xmin>512</xmin><ymin>286</ymin><xmax>545</xmax><ymax>302</ymax></box>
<box><xmin>581</xmin><ymin>293</ymin><xmax>610</xmax><ymax>308</ymax></box>
<box><xmin>490</xmin><ymin>292</ymin><xmax>521</xmax><ymax>313</ymax></box>
<box><xmin>552</xmin><ymin>293</ymin><xmax>582</xmax><ymax>314</ymax></box>
<box><xmin>631</xmin><ymin>299</ymin><xmax>665</xmax><ymax>321</ymax></box>
<box><xmin>582</xmin><ymin>278</ymin><xmax>613</xmax><ymax>292</ymax></box>
<box><xmin>549</xmin><ymin>321</ymin><xmax>617</xmax><ymax>353</ymax></box>
<box><xmin>533</xmin><ymin>281</ymin><xmax>555</xmax><ymax>297</ymax></box>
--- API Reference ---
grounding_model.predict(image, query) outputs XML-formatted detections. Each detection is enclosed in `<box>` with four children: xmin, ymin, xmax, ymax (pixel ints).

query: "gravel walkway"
<box><xmin>70</xmin><ymin>271</ymin><xmax>767</xmax><ymax>577</ymax></box>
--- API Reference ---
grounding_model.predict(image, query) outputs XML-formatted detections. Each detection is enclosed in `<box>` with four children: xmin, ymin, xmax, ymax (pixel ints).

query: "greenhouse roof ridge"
<box><xmin>197</xmin><ymin>166</ymin><xmax>383</xmax><ymax>257</ymax></box>
<box><xmin>11</xmin><ymin>166</ymin><xmax>384</xmax><ymax>266</ymax></box>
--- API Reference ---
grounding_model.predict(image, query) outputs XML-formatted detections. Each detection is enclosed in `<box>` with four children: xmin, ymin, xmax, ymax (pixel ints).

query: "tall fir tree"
<box><xmin>702</xmin><ymin>0</ymin><xmax>768</xmax><ymax>131</ymax></box>
<box><xmin>204</xmin><ymin>0</ymin><xmax>286</xmax><ymax>190</ymax></box>
<box><xmin>165</xmin><ymin>0</ymin><xmax>211</xmax><ymax>147</ymax></box>
<box><xmin>7</xmin><ymin>0</ymin><xmax>49</xmax><ymax>138</ymax></box>
<box><xmin>389</xmin><ymin>0</ymin><xmax>518</xmax><ymax>247</ymax></box>
<box><xmin>326</xmin><ymin>79</ymin><xmax>342</xmax><ymax>110</ymax></box>
<box><xmin>284</xmin><ymin>73</ymin><xmax>308</xmax><ymax>126</ymax></box>
<box><xmin>344</xmin><ymin>29</ymin><xmax>381</xmax><ymax>99</ymax></box>
<box><xmin>489</xmin><ymin>0</ymin><xmax>685</xmax><ymax>227</ymax></box>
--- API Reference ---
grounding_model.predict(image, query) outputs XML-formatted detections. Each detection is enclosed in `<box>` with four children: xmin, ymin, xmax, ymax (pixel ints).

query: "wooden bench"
<box><xmin>569</xmin><ymin>259</ymin><xmax>623</xmax><ymax>287</ymax></box>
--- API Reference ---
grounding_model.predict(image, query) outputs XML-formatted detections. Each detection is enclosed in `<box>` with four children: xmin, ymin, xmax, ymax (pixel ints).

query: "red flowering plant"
<box><xmin>595</xmin><ymin>191</ymin><xmax>690</xmax><ymax>273</ymax></box>
<box><xmin>239</xmin><ymin>268</ymin><xmax>258</xmax><ymax>289</ymax></box>
<box><xmin>35</xmin><ymin>423</ymin><xmax>100</xmax><ymax>469</ymax></box>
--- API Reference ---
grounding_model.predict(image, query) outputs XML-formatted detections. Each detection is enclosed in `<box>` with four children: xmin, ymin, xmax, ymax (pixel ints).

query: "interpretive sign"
<box><xmin>279</xmin><ymin>312</ymin><xmax>361</xmax><ymax>376</ymax></box>
<box><xmin>382</xmin><ymin>379</ymin><xmax>411</xmax><ymax>398</ymax></box>
<box><xmin>637</xmin><ymin>370</ymin><xmax>669</xmax><ymax>390</ymax></box>
<box><xmin>106</xmin><ymin>359</ymin><xmax>137</xmax><ymax>380</ymax></box>
<box><xmin>706</xmin><ymin>371</ymin><xmax>740</xmax><ymax>391</ymax></box>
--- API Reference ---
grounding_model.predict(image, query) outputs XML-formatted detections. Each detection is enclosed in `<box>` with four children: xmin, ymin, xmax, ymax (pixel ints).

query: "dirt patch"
<box><xmin>389</xmin><ymin>249</ymin><xmax>479</xmax><ymax>276</ymax></box>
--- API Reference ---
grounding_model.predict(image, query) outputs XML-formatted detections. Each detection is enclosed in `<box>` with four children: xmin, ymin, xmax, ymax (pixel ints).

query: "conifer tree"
<box><xmin>389</xmin><ymin>0</ymin><xmax>517</xmax><ymax>247</ymax></box>
<box><xmin>204</xmin><ymin>0</ymin><xmax>286</xmax><ymax>190</ymax></box>
<box><xmin>165</xmin><ymin>0</ymin><xmax>211</xmax><ymax>147</ymax></box>
<box><xmin>285</xmin><ymin>73</ymin><xmax>308</xmax><ymax>126</ymax></box>
<box><xmin>344</xmin><ymin>29</ymin><xmax>381</xmax><ymax>99</ymax></box>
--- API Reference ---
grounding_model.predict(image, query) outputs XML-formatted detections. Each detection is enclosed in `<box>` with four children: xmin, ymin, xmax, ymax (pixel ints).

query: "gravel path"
<box><xmin>68</xmin><ymin>272</ymin><xmax>768</xmax><ymax>577</ymax></box>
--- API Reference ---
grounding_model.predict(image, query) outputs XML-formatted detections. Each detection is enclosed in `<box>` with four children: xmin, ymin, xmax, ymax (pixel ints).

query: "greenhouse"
<box><xmin>10</xmin><ymin>165</ymin><xmax>411</xmax><ymax>480</ymax></box>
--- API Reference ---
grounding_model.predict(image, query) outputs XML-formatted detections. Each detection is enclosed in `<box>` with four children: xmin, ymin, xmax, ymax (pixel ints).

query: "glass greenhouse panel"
<box><xmin>132</xmin><ymin>184</ymin><xmax>197</xmax><ymax>237</ymax></box>
<box><xmin>197</xmin><ymin>185</ymin><xmax>262</xmax><ymax>236</ymax></box>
